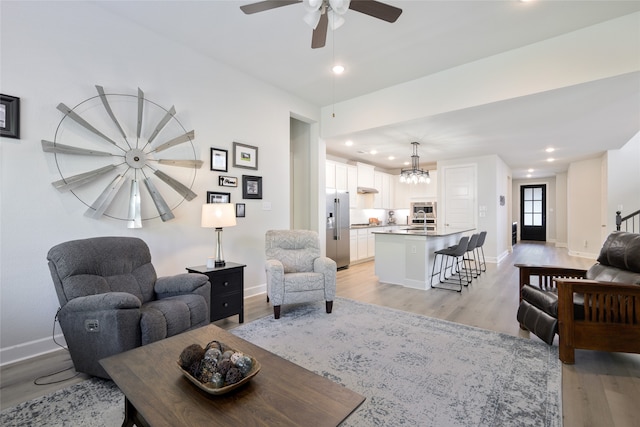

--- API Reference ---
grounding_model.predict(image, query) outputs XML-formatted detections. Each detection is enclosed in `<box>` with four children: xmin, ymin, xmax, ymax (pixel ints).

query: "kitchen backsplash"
<box><xmin>350</xmin><ymin>208</ymin><xmax>410</xmax><ymax>226</ymax></box>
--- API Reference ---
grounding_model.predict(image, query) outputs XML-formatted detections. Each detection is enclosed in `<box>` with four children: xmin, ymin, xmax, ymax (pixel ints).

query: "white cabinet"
<box><xmin>394</xmin><ymin>170</ymin><xmax>438</xmax><ymax>207</ymax></box>
<box><xmin>326</xmin><ymin>162</ymin><xmax>335</xmax><ymax>188</ymax></box>
<box><xmin>357</xmin><ymin>229</ymin><xmax>369</xmax><ymax>260</ymax></box>
<box><xmin>347</xmin><ymin>164</ymin><xmax>357</xmax><ymax>207</ymax></box>
<box><xmin>408</xmin><ymin>170</ymin><xmax>438</xmax><ymax>201</ymax></box>
<box><xmin>350</xmin><ymin>230</ymin><xmax>358</xmax><ymax>262</ymax></box>
<box><xmin>367</xmin><ymin>228</ymin><xmax>376</xmax><ymax>257</ymax></box>
<box><xmin>374</xmin><ymin>172</ymin><xmax>393</xmax><ymax>209</ymax></box>
<box><xmin>335</xmin><ymin>163</ymin><xmax>348</xmax><ymax>191</ymax></box>
<box><xmin>356</xmin><ymin>162</ymin><xmax>375</xmax><ymax>188</ymax></box>
<box><xmin>326</xmin><ymin>160</ymin><xmax>348</xmax><ymax>191</ymax></box>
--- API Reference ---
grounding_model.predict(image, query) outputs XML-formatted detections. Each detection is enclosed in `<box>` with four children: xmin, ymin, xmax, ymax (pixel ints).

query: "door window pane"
<box><xmin>533</xmin><ymin>187</ymin><xmax>542</xmax><ymax>199</ymax></box>
<box><xmin>533</xmin><ymin>200</ymin><xmax>542</xmax><ymax>213</ymax></box>
<box><xmin>524</xmin><ymin>213</ymin><xmax>533</xmax><ymax>226</ymax></box>
<box><xmin>533</xmin><ymin>213</ymin><xmax>542</xmax><ymax>226</ymax></box>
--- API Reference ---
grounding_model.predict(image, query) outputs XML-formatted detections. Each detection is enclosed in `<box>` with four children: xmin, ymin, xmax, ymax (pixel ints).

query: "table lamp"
<box><xmin>201</xmin><ymin>203</ymin><xmax>236</xmax><ymax>268</ymax></box>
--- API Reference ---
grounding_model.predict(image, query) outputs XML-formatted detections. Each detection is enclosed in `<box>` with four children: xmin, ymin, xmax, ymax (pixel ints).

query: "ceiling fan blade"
<box><xmin>311</xmin><ymin>12</ymin><xmax>328</xmax><ymax>49</ymax></box>
<box><xmin>349</xmin><ymin>0</ymin><xmax>402</xmax><ymax>23</ymax></box>
<box><xmin>240</xmin><ymin>0</ymin><xmax>301</xmax><ymax>14</ymax></box>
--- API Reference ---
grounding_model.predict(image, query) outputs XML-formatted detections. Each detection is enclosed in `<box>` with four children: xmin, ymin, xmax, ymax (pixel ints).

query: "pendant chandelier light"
<box><xmin>399</xmin><ymin>142</ymin><xmax>431</xmax><ymax>184</ymax></box>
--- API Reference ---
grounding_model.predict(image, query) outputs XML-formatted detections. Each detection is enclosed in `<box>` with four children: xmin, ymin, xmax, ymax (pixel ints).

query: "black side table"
<box><xmin>186</xmin><ymin>262</ymin><xmax>246</xmax><ymax>323</ymax></box>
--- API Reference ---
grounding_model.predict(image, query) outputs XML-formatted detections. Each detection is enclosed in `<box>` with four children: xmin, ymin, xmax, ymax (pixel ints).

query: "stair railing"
<box><xmin>616</xmin><ymin>209</ymin><xmax>640</xmax><ymax>233</ymax></box>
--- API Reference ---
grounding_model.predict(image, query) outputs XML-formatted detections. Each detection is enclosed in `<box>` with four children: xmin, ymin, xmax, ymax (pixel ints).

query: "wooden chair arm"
<box><xmin>556</xmin><ymin>279</ymin><xmax>640</xmax><ymax>363</ymax></box>
<box><xmin>556</xmin><ymin>279</ymin><xmax>640</xmax><ymax>323</ymax></box>
<box><xmin>514</xmin><ymin>264</ymin><xmax>587</xmax><ymax>301</ymax></box>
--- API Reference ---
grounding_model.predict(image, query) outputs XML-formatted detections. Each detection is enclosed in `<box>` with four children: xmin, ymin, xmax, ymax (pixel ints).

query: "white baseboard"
<box><xmin>245</xmin><ymin>282</ymin><xmax>266</xmax><ymax>298</ymax></box>
<box><xmin>555</xmin><ymin>242</ymin><xmax>568</xmax><ymax>248</ymax></box>
<box><xmin>567</xmin><ymin>250</ymin><xmax>598</xmax><ymax>260</ymax></box>
<box><xmin>0</xmin><ymin>333</ymin><xmax>67</xmax><ymax>367</ymax></box>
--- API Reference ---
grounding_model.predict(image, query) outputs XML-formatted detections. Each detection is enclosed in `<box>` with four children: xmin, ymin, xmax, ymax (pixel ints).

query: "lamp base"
<box><xmin>215</xmin><ymin>260</ymin><xmax>226</xmax><ymax>267</ymax></box>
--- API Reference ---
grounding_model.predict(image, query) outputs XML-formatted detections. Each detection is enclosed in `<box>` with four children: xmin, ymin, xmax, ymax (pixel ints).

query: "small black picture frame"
<box><xmin>242</xmin><ymin>175</ymin><xmax>262</xmax><ymax>199</ymax></box>
<box><xmin>210</xmin><ymin>147</ymin><xmax>228</xmax><ymax>172</ymax></box>
<box><xmin>207</xmin><ymin>191</ymin><xmax>231</xmax><ymax>203</ymax></box>
<box><xmin>218</xmin><ymin>175</ymin><xmax>238</xmax><ymax>187</ymax></box>
<box><xmin>236</xmin><ymin>203</ymin><xmax>246</xmax><ymax>218</ymax></box>
<box><xmin>0</xmin><ymin>94</ymin><xmax>20</xmax><ymax>139</ymax></box>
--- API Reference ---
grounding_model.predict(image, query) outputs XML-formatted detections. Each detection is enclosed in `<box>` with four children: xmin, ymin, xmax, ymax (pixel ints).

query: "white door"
<box><xmin>443</xmin><ymin>165</ymin><xmax>476</xmax><ymax>230</ymax></box>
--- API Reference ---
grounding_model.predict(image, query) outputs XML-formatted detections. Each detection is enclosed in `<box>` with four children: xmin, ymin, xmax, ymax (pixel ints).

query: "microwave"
<box><xmin>411</xmin><ymin>202</ymin><xmax>437</xmax><ymax>219</ymax></box>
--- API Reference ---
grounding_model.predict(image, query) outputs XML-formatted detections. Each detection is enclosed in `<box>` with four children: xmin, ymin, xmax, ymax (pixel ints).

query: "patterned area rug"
<box><xmin>1</xmin><ymin>298</ymin><xmax>560</xmax><ymax>426</ymax></box>
<box><xmin>0</xmin><ymin>377</ymin><xmax>122</xmax><ymax>426</ymax></box>
<box><xmin>232</xmin><ymin>298</ymin><xmax>561</xmax><ymax>427</ymax></box>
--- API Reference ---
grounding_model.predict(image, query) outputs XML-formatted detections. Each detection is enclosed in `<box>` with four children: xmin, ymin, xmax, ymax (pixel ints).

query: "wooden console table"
<box><xmin>100</xmin><ymin>324</ymin><xmax>365</xmax><ymax>426</ymax></box>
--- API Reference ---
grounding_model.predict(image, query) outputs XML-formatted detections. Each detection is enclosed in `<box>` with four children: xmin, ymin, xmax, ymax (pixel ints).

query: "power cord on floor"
<box><xmin>33</xmin><ymin>308</ymin><xmax>81</xmax><ymax>385</ymax></box>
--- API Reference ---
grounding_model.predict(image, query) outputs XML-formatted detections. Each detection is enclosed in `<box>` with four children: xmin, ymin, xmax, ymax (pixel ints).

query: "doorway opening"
<box><xmin>520</xmin><ymin>184</ymin><xmax>546</xmax><ymax>241</ymax></box>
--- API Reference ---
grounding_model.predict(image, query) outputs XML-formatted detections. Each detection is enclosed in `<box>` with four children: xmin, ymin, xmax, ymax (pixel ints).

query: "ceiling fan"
<box><xmin>240</xmin><ymin>0</ymin><xmax>402</xmax><ymax>49</ymax></box>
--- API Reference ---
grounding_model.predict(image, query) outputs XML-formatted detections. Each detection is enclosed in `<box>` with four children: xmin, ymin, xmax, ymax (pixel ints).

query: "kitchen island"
<box><xmin>372</xmin><ymin>228</ymin><xmax>474</xmax><ymax>290</ymax></box>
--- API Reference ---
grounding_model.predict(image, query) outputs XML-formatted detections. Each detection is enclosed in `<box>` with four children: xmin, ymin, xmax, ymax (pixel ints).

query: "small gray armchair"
<box><xmin>265</xmin><ymin>230</ymin><xmax>337</xmax><ymax>319</ymax></box>
<box><xmin>47</xmin><ymin>236</ymin><xmax>211</xmax><ymax>378</ymax></box>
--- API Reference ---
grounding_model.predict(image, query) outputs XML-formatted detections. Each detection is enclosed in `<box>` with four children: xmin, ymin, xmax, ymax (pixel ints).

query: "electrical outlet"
<box><xmin>84</xmin><ymin>319</ymin><xmax>99</xmax><ymax>332</ymax></box>
<box><xmin>583</xmin><ymin>240</ymin><xmax>588</xmax><ymax>248</ymax></box>
<box><xmin>411</xmin><ymin>245</ymin><xmax>417</xmax><ymax>254</ymax></box>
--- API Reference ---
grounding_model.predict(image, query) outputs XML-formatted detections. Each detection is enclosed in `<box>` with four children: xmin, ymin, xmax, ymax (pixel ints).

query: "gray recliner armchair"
<box><xmin>265</xmin><ymin>230</ymin><xmax>337</xmax><ymax>319</ymax></box>
<box><xmin>47</xmin><ymin>236</ymin><xmax>211</xmax><ymax>378</ymax></box>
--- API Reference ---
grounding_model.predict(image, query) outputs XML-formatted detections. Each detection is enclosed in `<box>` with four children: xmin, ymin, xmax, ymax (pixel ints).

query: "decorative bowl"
<box><xmin>177</xmin><ymin>354</ymin><xmax>261</xmax><ymax>395</ymax></box>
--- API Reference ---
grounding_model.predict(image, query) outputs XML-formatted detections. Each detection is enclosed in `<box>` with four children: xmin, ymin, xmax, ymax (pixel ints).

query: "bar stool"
<box><xmin>430</xmin><ymin>236</ymin><xmax>469</xmax><ymax>292</ymax></box>
<box><xmin>461</xmin><ymin>233</ymin><xmax>480</xmax><ymax>279</ymax></box>
<box><xmin>475</xmin><ymin>231</ymin><xmax>487</xmax><ymax>273</ymax></box>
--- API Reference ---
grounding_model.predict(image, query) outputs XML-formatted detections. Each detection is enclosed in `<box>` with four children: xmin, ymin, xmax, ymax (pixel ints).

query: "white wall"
<box><xmin>0</xmin><ymin>2</ymin><xmax>319</xmax><ymax>364</ymax></box>
<box><xmin>567</xmin><ymin>157</ymin><xmax>604</xmax><ymax>257</ymax></box>
<box><xmin>555</xmin><ymin>173</ymin><xmax>568</xmax><ymax>247</ymax></box>
<box><xmin>606</xmin><ymin>133</ymin><xmax>640</xmax><ymax>229</ymax></box>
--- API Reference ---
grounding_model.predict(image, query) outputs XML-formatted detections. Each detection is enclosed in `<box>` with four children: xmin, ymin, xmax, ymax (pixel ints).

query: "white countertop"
<box><xmin>372</xmin><ymin>228</ymin><xmax>475</xmax><ymax>237</ymax></box>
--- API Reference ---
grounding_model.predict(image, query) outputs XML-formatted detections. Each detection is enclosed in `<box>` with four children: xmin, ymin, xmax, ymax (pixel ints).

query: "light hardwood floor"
<box><xmin>2</xmin><ymin>242</ymin><xmax>639</xmax><ymax>426</ymax></box>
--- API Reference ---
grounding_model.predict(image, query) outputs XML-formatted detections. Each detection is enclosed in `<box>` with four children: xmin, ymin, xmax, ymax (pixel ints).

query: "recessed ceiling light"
<box><xmin>403</xmin><ymin>161</ymin><xmax>410</xmax><ymax>166</ymax></box>
<box><xmin>345</xmin><ymin>140</ymin><xmax>353</xmax><ymax>146</ymax></box>
<box><xmin>370</xmin><ymin>149</ymin><xmax>377</xmax><ymax>155</ymax></box>
<box><xmin>547</xmin><ymin>158</ymin><xmax>555</xmax><ymax>162</ymax></box>
<box><xmin>388</xmin><ymin>156</ymin><xmax>395</xmax><ymax>160</ymax></box>
<box><xmin>527</xmin><ymin>174</ymin><xmax>532</xmax><ymax>178</ymax></box>
<box><xmin>528</xmin><ymin>168</ymin><xmax>534</xmax><ymax>173</ymax></box>
<box><xmin>332</xmin><ymin>65</ymin><xmax>345</xmax><ymax>74</ymax></box>
<box><xmin>545</xmin><ymin>147</ymin><xmax>555</xmax><ymax>153</ymax></box>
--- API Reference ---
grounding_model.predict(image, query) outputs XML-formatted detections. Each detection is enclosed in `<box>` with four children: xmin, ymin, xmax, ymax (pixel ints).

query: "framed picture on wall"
<box><xmin>242</xmin><ymin>175</ymin><xmax>262</xmax><ymax>199</ymax></box>
<box><xmin>233</xmin><ymin>142</ymin><xmax>258</xmax><ymax>170</ymax></box>
<box><xmin>0</xmin><ymin>94</ymin><xmax>20</xmax><ymax>139</ymax></box>
<box><xmin>218</xmin><ymin>175</ymin><xmax>238</xmax><ymax>187</ymax></box>
<box><xmin>207</xmin><ymin>191</ymin><xmax>231</xmax><ymax>203</ymax></box>
<box><xmin>236</xmin><ymin>203</ymin><xmax>245</xmax><ymax>218</ymax></box>
<box><xmin>210</xmin><ymin>148</ymin><xmax>228</xmax><ymax>172</ymax></box>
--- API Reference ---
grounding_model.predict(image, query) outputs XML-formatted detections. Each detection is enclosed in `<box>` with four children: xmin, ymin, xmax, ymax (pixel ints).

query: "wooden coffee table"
<box><xmin>100</xmin><ymin>324</ymin><xmax>365</xmax><ymax>426</ymax></box>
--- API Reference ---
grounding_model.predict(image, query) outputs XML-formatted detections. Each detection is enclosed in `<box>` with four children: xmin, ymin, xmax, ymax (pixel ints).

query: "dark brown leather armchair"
<box><xmin>516</xmin><ymin>231</ymin><xmax>640</xmax><ymax>364</ymax></box>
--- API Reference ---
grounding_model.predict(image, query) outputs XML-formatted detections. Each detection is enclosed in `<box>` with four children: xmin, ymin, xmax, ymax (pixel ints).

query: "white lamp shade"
<box><xmin>201</xmin><ymin>203</ymin><xmax>236</xmax><ymax>228</ymax></box>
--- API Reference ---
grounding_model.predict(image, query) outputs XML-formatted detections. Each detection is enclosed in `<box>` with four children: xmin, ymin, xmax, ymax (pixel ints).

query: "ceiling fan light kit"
<box><xmin>399</xmin><ymin>142</ymin><xmax>431</xmax><ymax>184</ymax></box>
<box><xmin>241</xmin><ymin>0</ymin><xmax>402</xmax><ymax>48</ymax></box>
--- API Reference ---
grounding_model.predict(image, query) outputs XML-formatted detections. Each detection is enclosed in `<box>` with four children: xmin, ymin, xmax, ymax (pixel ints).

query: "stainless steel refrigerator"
<box><xmin>326</xmin><ymin>189</ymin><xmax>350</xmax><ymax>269</ymax></box>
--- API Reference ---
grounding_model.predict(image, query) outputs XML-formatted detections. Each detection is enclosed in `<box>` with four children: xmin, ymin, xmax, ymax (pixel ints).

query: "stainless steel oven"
<box><xmin>411</xmin><ymin>202</ymin><xmax>437</xmax><ymax>226</ymax></box>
